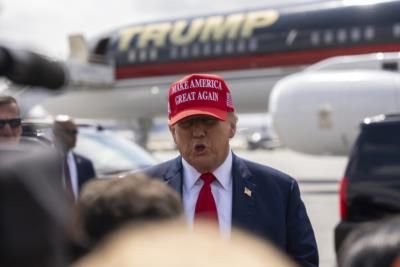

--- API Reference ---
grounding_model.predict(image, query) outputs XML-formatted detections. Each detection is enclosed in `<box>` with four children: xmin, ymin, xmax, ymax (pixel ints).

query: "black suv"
<box><xmin>334</xmin><ymin>114</ymin><xmax>400</xmax><ymax>254</ymax></box>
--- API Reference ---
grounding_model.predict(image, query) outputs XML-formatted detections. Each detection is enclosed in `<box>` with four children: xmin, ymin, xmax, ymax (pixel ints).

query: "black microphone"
<box><xmin>0</xmin><ymin>46</ymin><xmax>67</xmax><ymax>90</ymax></box>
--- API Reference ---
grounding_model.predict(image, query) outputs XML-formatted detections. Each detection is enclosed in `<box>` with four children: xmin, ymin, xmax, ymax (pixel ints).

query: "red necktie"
<box><xmin>195</xmin><ymin>173</ymin><xmax>218</xmax><ymax>222</ymax></box>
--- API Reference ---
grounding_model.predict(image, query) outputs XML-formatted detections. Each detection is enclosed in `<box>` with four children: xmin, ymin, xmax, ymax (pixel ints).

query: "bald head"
<box><xmin>53</xmin><ymin>115</ymin><xmax>78</xmax><ymax>152</ymax></box>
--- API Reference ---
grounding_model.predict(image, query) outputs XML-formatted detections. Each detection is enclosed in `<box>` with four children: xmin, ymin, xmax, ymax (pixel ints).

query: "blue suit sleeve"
<box><xmin>286</xmin><ymin>180</ymin><xmax>319</xmax><ymax>267</ymax></box>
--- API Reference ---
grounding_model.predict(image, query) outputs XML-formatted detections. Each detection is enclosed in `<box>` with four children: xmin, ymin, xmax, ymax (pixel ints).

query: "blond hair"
<box><xmin>74</xmin><ymin>220</ymin><xmax>297</xmax><ymax>267</ymax></box>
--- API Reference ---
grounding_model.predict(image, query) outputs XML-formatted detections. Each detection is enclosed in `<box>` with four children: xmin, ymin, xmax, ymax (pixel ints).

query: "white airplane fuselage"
<box><xmin>38</xmin><ymin>0</ymin><xmax>400</xmax><ymax>131</ymax></box>
<box><xmin>269</xmin><ymin>52</ymin><xmax>400</xmax><ymax>156</ymax></box>
<box><xmin>40</xmin><ymin>66</ymin><xmax>302</xmax><ymax>120</ymax></box>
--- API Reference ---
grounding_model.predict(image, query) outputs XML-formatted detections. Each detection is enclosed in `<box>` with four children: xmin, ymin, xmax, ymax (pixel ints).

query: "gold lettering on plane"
<box><xmin>117</xmin><ymin>9</ymin><xmax>280</xmax><ymax>51</ymax></box>
<box><xmin>118</xmin><ymin>26</ymin><xmax>143</xmax><ymax>51</ymax></box>
<box><xmin>241</xmin><ymin>10</ymin><xmax>279</xmax><ymax>38</ymax></box>
<box><xmin>170</xmin><ymin>18</ymin><xmax>205</xmax><ymax>46</ymax></box>
<box><xmin>199</xmin><ymin>14</ymin><xmax>244</xmax><ymax>42</ymax></box>
<box><xmin>138</xmin><ymin>22</ymin><xmax>172</xmax><ymax>48</ymax></box>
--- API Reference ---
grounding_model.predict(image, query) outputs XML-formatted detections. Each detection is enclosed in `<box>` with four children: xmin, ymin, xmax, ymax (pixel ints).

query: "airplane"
<box><xmin>9</xmin><ymin>0</ymin><xmax>400</xmax><ymax>145</ymax></box>
<box><xmin>269</xmin><ymin>51</ymin><xmax>400</xmax><ymax>156</ymax></box>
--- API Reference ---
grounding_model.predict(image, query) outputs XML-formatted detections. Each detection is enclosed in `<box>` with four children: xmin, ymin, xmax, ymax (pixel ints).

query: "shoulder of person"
<box><xmin>234</xmin><ymin>154</ymin><xmax>296</xmax><ymax>186</ymax></box>
<box><xmin>134</xmin><ymin>156</ymin><xmax>181</xmax><ymax>178</ymax></box>
<box><xmin>73</xmin><ymin>152</ymin><xmax>93</xmax><ymax>165</ymax></box>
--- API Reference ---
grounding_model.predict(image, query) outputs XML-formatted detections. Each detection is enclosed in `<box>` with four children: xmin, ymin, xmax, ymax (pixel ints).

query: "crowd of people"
<box><xmin>0</xmin><ymin>74</ymin><xmax>399</xmax><ymax>267</ymax></box>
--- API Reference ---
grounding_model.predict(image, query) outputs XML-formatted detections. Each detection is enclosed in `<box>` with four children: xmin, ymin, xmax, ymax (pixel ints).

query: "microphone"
<box><xmin>0</xmin><ymin>46</ymin><xmax>67</xmax><ymax>90</ymax></box>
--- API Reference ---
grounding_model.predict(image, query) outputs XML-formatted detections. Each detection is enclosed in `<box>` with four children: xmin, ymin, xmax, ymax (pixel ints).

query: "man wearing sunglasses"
<box><xmin>0</xmin><ymin>95</ymin><xmax>22</xmax><ymax>144</ymax></box>
<box><xmin>53</xmin><ymin>115</ymin><xmax>95</xmax><ymax>201</ymax></box>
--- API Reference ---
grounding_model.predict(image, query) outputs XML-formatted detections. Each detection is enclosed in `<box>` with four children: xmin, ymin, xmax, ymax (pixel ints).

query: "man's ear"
<box><xmin>169</xmin><ymin>125</ymin><xmax>177</xmax><ymax>144</ymax></box>
<box><xmin>229</xmin><ymin>122</ymin><xmax>236</xmax><ymax>139</ymax></box>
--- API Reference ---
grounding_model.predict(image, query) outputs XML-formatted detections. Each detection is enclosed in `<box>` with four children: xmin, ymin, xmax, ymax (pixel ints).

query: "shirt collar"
<box><xmin>65</xmin><ymin>151</ymin><xmax>74</xmax><ymax>163</ymax></box>
<box><xmin>182</xmin><ymin>149</ymin><xmax>233</xmax><ymax>191</ymax></box>
<box><xmin>213</xmin><ymin>150</ymin><xmax>232</xmax><ymax>190</ymax></box>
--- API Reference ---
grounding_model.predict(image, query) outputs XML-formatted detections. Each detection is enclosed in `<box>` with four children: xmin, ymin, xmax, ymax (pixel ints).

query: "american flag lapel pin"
<box><xmin>244</xmin><ymin>187</ymin><xmax>252</xmax><ymax>197</ymax></box>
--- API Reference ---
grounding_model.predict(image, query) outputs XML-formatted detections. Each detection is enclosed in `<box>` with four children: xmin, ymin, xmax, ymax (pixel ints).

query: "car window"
<box><xmin>75</xmin><ymin>130</ymin><xmax>157</xmax><ymax>175</ymax></box>
<box><xmin>352</xmin><ymin>124</ymin><xmax>400</xmax><ymax>178</ymax></box>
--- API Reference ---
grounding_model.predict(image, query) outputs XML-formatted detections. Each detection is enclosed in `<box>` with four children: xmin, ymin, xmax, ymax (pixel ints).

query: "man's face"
<box><xmin>170</xmin><ymin>115</ymin><xmax>236</xmax><ymax>173</ymax></box>
<box><xmin>54</xmin><ymin>121</ymin><xmax>78</xmax><ymax>152</ymax></box>
<box><xmin>0</xmin><ymin>103</ymin><xmax>21</xmax><ymax>144</ymax></box>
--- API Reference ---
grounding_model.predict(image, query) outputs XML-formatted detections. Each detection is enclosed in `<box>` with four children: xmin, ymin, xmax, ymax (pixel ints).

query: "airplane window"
<box><xmin>393</xmin><ymin>23</ymin><xmax>400</xmax><ymax>38</ymax></box>
<box><xmin>128</xmin><ymin>50</ymin><xmax>136</xmax><ymax>63</ymax></box>
<box><xmin>203</xmin><ymin>43</ymin><xmax>211</xmax><ymax>56</ymax></box>
<box><xmin>249</xmin><ymin>38</ymin><xmax>258</xmax><ymax>51</ymax></box>
<box><xmin>311</xmin><ymin>31</ymin><xmax>320</xmax><ymax>46</ymax></box>
<box><xmin>237</xmin><ymin>40</ymin><xmax>246</xmax><ymax>52</ymax></box>
<box><xmin>149</xmin><ymin>48</ymin><xmax>158</xmax><ymax>61</ymax></box>
<box><xmin>214</xmin><ymin>43</ymin><xmax>222</xmax><ymax>54</ymax></box>
<box><xmin>170</xmin><ymin>47</ymin><xmax>178</xmax><ymax>59</ymax></box>
<box><xmin>139</xmin><ymin>49</ymin><xmax>147</xmax><ymax>61</ymax></box>
<box><xmin>351</xmin><ymin>28</ymin><xmax>361</xmax><ymax>42</ymax></box>
<box><xmin>382</xmin><ymin>62</ymin><xmax>398</xmax><ymax>71</ymax></box>
<box><xmin>192</xmin><ymin>44</ymin><xmax>200</xmax><ymax>57</ymax></box>
<box><xmin>323</xmin><ymin>30</ymin><xmax>334</xmax><ymax>44</ymax></box>
<box><xmin>226</xmin><ymin>41</ymin><xmax>234</xmax><ymax>53</ymax></box>
<box><xmin>337</xmin><ymin>29</ymin><xmax>347</xmax><ymax>43</ymax></box>
<box><xmin>364</xmin><ymin>26</ymin><xmax>375</xmax><ymax>40</ymax></box>
<box><xmin>181</xmin><ymin>46</ymin><xmax>189</xmax><ymax>58</ymax></box>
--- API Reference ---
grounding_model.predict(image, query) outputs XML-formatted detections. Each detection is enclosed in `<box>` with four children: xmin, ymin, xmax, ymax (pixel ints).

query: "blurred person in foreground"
<box><xmin>392</xmin><ymin>257</ymin><xmax>400</xmax><ymax>267</ymax></box>
<box><xmin>338</xmin><ymin>216</ymin><xmax>400</xmax><ymax>267</ymax></box>
<box><xmin>137</xmin><ymin>74</ymin><xmax>318</xmax><ymax>267</ymax></box>
<box><xmin>73</xmin><ymin>220</ymin><xmax>297</xmax><ymax>267</ymax></box>
<box><xmin>0</xmin><ymin>141</ymin><xmax>71</xmax><ymax>267</ymax></box>
<box><xmin>53</xmin><ymin>115</ymin><xmax>95</xmax><ymax>201</ymax></box>
<box><xmin>77</xmin><ymin>173</ymin><xmax>183</xmax><ymax>248</ymax></box>
<box><xmin>0</xmin><ymin>95</ymin><xmax>22</xmax><ymax>144</ymax></box>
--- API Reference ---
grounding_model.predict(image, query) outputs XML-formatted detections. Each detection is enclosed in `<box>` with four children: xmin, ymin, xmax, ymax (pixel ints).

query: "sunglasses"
<box><xmin>0</xmin><ymin>118</ymin><xmax>22</xmax><ymax>129</ymax></box>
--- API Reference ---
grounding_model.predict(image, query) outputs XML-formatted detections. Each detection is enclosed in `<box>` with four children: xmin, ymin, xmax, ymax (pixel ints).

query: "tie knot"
<box><xmin>200</xmin><ymin>173</ymin><xmax>215</xmax><ymax>185</ymax></box>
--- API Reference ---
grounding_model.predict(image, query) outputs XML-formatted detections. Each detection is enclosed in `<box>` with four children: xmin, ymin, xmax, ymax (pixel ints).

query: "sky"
<box><xmin>0</xmin><ymin>0</ymin><xmax>320</xmax><ymax>59</ymax></box>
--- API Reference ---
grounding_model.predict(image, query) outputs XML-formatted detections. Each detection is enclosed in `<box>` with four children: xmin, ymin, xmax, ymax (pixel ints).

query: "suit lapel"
<box><xmin>231</xmin><ymin>154</ymin><xmax>256</xmax><ymax>229</ymax></box>
<box><xmin>73</xmin><ymin>153</ymin><xmax>83</xmax><ymax>188</ymax></box>
<box><xmin>163</xmin><ymin>156</ymin><xmax>183</xmax><ymax>195</ymax></box>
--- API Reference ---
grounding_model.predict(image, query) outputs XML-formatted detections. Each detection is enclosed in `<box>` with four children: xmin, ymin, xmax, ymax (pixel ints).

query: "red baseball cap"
<box><xmin>168</xmin><ymin>74</ymin><xmax>235</xmax><ymax>125</ymax></box>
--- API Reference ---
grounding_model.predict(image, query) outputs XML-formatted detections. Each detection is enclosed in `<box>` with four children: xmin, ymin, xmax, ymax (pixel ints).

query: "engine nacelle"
<box><xmin>269</xmin><ymin>70</ymin><xmax>400</xmax><ymax>155</ymax></box>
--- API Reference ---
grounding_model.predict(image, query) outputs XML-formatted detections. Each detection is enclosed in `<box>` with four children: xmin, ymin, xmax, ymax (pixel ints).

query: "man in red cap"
<box><xmin>141</xmin><ymin>74</ymin><xmax>318</xmax><ymax>267</ymax></box>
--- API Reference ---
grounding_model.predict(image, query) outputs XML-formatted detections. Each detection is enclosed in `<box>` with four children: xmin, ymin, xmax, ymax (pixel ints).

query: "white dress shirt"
<box><xmin>64</xmin><ymin>151</ymin><xmax>79</xmax><ymax>200</ymax></box>
<box><xmin>182</xmin><ymin>150</ymin><xmax>233</xmax><ymax>237</ymax></box>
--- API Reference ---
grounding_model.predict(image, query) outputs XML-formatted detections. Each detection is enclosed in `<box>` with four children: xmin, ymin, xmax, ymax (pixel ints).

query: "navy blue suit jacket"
<box><xmin>142</xmin><ymin>153</ymin><xmax>318</xmax><ymax>267</ymax></box>
<box><xmin>73</xmin><ymin>153</ymin><xmax>96</xmax><ymax>191</ymax></box>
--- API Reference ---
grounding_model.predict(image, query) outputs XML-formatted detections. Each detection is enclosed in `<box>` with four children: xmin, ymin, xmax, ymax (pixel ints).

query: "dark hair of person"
<box><xmin>338</xmin><ymin>216</ymin><xmax>400</xmax><ymax>267</ymax></box>
<box><xmin>77</xmin><ymin>174</ymin><xmax>183</xmax><ymax>246</ymax></box>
